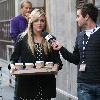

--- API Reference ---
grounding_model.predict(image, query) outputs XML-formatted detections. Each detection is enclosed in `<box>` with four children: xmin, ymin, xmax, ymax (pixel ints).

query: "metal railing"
<box><xmin>55</xmin><ymin>88</ymin><xmax>78</xmax><ymax>100</ymax></box>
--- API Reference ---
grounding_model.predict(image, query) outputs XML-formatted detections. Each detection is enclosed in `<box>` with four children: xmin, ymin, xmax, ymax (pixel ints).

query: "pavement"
<box><xmin>0</xmin><ymin>59</ymin><xmax>14</xmax><ymax>100</ymax></box>
<box><xmin>0</xmin><ymin>85</ymin><xmax>14</xmax><ymax>100</ymax></box>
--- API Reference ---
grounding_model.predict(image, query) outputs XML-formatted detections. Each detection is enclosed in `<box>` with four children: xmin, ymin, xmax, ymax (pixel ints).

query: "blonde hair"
<box><xmin>21</xmin><ymin>8</ymin><xmax>51</xmax><ymax>55</ymax></box>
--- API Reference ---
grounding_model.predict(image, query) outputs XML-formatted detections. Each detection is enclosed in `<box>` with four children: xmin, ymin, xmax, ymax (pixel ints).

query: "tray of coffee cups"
<box><xmin>11</xmin><ymin>61</ymin><xmax>58</xmax><ymax>75</ymax></box>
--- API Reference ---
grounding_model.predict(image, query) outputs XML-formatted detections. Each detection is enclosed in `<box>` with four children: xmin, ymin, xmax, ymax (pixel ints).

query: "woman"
<box><xmin>10</xmin><ymin>8</ymin><xmax>63</xmax><ymax>100</ymax></box>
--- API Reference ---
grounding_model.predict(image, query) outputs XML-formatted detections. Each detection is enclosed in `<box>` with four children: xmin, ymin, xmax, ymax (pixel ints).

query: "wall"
<box><xmin>46</xmin><ymin>0</ymin><xmax>78</xmax><ymax>97</ymax></box>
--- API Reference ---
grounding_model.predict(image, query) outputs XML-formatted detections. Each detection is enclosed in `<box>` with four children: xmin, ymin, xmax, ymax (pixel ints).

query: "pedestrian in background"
<box><xmin>52</xmin><ymin>3</ymin><xmax>100</xmax><ymax>100</ymax></box>
<box><xmin>10</xmin><ymin>8</ymin><xmax>63</xmax><ymax>100</ymax></box>
<box><xmin>10</xmin><ymin>0</ymin><xmax>32</xmax><ymax>44</ymax></box>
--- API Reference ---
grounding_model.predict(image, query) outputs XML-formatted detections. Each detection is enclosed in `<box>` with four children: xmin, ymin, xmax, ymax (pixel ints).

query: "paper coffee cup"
<box><xmin>45</xmin><ymin>62</ymin><xmax>53</xmax><ymax>68</ymax></box>
<box><xmin>35</xmin><ymin>61</ymin><xmax>44</xmax><ymax>69</ymax></box>
<box><xmin>15</xmin><ymin>63</ymin><xmax>23</xmax><ymax>70</ymax></box>
<box><xmin>25</xmin><ymin>63</ymin><xmax>34</xmax><ymax>69</ymax></box>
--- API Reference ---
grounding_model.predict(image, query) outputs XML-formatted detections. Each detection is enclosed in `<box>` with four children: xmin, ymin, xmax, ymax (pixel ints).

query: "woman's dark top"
<box><xmin>10</xmin><ymin>35</ymin><xmax>63</xmax><ymax>99</ymax></box>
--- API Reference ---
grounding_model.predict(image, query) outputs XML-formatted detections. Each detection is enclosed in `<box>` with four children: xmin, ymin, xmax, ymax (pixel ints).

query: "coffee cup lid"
<box><xmin>36</xmin><ymin>61</ymin><xmax>44</xmax><ymax>63</ymax></box>
<box><xmin>15</xmin><ymin>63</ymin><xmax>23</xmax><ymax>65</ymax></box>
<box><xmin>46</xmin><ymin>62</ymin><xmax>53</xmax><ymax>64</ymax></box>
<box><xmin>25</xmin><ymin>63</ymin><xmax>33</xmax><ymax>65</ymax></box>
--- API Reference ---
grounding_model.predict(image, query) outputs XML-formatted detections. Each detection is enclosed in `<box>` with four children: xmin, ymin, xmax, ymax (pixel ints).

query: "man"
<box><xmin>10</xmin><ymin>0</ymin><xmax>32</xmax><ymax>43</ymax></box>
<box><xmin>52</xmin><ymin>3</ymin><xmax>100</xmax><ymax>100</ymax></box>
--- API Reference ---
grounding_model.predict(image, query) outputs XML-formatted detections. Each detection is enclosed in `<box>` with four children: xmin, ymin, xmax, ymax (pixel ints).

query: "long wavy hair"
<box><xmin>22</xmin><ymin>8</ymin><xmax>52</xmax><ymax>55</ymax></box>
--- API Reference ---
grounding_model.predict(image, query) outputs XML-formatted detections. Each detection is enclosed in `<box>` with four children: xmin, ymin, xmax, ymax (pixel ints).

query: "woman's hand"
<box><xmin>10</xmin><ymin>63</ymin><xmax>16</xmax><ymax>74</ymax></box>
<box><xmin>53</xmin><ymin>64</ymin><xmax>60</xmax><ymax>74</ymax></box>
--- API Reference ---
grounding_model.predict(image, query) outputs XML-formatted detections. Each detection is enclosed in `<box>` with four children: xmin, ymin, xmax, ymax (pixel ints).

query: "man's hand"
<box><xmin>51</xmin><ymin>40</ymin><xmax>62</xmax><ymax>50</ymax></box>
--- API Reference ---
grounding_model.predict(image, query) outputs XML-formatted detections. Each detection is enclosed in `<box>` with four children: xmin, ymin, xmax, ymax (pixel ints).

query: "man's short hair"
<box><xmin>77</xmin><ymin>3</ymin><xmax>98</xmax><ymax>22</ymax></box>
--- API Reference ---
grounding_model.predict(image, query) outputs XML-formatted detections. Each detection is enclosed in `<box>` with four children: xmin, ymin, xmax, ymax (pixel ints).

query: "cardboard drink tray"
<box><xmin>12</xmin><ymin>66</ymin><xmax>58</xmax><ymax>75</ymax></box>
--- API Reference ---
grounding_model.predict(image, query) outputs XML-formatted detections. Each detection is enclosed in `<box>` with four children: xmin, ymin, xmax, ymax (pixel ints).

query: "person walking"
<box><xmin>52</xmin><ymin>3</ymin><xmax>100</xmax><ymax>100</ymax></box>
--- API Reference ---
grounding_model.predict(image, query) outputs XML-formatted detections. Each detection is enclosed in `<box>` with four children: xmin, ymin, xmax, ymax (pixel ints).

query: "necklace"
<box><xmin>35</xmin><ymin>43</ymin><xmax>42</xmax><ymax>53</ymax></box>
